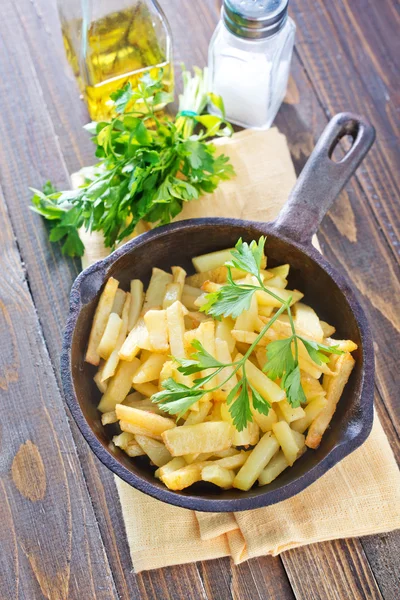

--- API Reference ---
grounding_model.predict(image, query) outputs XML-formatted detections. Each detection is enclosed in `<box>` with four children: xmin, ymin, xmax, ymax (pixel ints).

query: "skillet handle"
<box><xmin>272</xmin><ymin>112</ymin><xmax>375</xmax><ymax>245</ymax></box>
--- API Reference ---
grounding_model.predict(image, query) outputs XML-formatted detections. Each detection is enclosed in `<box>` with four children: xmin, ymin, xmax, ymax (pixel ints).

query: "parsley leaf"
<box><xmin>250</xmin><ymin>384</ymin><xmax>271</xmax><ymax>417</ymax></box>
<box><xmin>227</xmin><ymin>380</ymin><xmax>253</xmax><ymax>432</ymax></box>
<box><xmin>263</xmin><ymin>337</ymin><xmax>295</xmax><ymax>380</ymax></box>
<box><xmin>299</xmin><ymin>337</ymin><xmax>344</xmax><ymax>365</ymax></box>
<box><xmin>226</xmin><ymin>236</ymin><xmax>266</xmax><ymax>278</ymax></box>
<box><xmin>151</xmin><ymin>378</ymin><xmax>204</xmax><ymax>418</ymax></box>
<box><xmin>200</xmin><ymin>281</ymin><xmax>257</xmax><ymax>319</ymax></box>
<box><xmin>281</xmin><ymin>365</ymin><xmax>306</xmax><ymax>408</ymax></box>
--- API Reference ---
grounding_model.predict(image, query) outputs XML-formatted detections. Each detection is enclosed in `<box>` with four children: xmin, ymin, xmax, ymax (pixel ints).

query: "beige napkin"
<box><xmin>76</xmin><ymin>128</ymin><xmax>400</xmax><ymax>573</ymax></box>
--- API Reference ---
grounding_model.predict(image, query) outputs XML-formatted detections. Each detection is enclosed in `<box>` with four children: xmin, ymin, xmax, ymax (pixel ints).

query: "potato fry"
<box><xmin>184</xmin><ymin>311</ymin><xmax>210</xmax><ymax>330</ymax></box>
<box><xmin>306</xmin><ymin>352</ymin><xmax>355</xmax><ymax>449</ymax></box>
<box><xmin>128</xmin><ymin>279</ymin><xmax>144</xmax><ymax>331</ymax></box>
<box><xmin>166</xmin><ymin>301</ymin><xmax>188</xmax><ymax>359</ymax></box>
<box><xmin>119</xmin><ymin>317</ymin><xmax>151</xmax><ymax>361</ymax></box>
<box><xmin>135</xmin><ymin>435</ymin><xmax>172</xmax><ymax>467</ymax></box>
<box><xmin>235</xmin><ymin>293</ymin><xmax>259</xmax><ymax>332</ymax></box>
<box><xmin>116</xmin><ymin>404</ymin><xmax>176</xmax><ymax>435</ymax></box>
<box><xmin>155</xmin><ymin>457</ymin><xmax>186</xmax><ymax>479</ymax></box>
<box><xmin>320</xmin><ymin>321</ymin><xmax>336</xmax><ymax>338</ymax></box>
<box><xmin>132</xmin><ymin>381</ymin><xmax>159</xmax><ymax>398</ymax></box>
<box><xmin>97</xmin><ymin>312</ymin><xmax>122</xmax><ymax>360</ymax></box>
<box><xmin>162</xmin><ymin>421</ymin><xmax>233</xmax><ymax>456</ymax></box>
<box><xmin>323</xmin><ymin>338</ymin><xmax>358</xmax><ymax>353</ymax></box>
<box><xmin>220</xmin><ymin>402</ymin><xmax>259</xmax><ymax>446</ymax></box>
<box><xmin>143</xmin><ymin>268</ymin><xmax>173</xmax><ymax>312</ymax></box>
<box><xmin>277</xmin><ymin>399</ymin><xmax>306</xmax><ymax>423</ymax></box>
<box><xmin>233</xmin><ymin>432</ymin><xmax>280</xmax><ymax>491</ymax></box>
<box><xmin>214</xmin><ymin>451</ymin><xmax>250</xmax><ymax>470</ymax></box>
<box><xmin>202</xmin><ymin>465</ymin><xmax>235</xmax><ymax>489</ymax></box>
<box><xmin>258</xmin><ymin>305</ymin><xmax>274</xmax><ymax>318</ymax></box>
<box><xmin>86</xmin><ymin>277</ymin><xmax>119</xmax><ymax>366</ymax></box>
<box><xmin>291</xmin><ymin>396</ymin><xmax>328</xmax><ymax>433</ymax></box>
<box><xmin>94</xmin><ymin>369</ymin><xmax>108</xmax><ymax>393</ymax></box>
<box><xmin>258</xmin><ymin>450</ymin><xmax>289</xmax><ymax>485</ymax></box>
<box><xmin>215</xmin><ymin>317</ymin><xmax>235</xmax><ymax>354</ymax></box>
<box><xmin>101</xmin><ymin>410</ymin><xmax>117</xmax><ymax>425</ymax></box>
<box><xmin>251</xmin><ymin>405</ymin><xmax>278</xmax><ymax>432</ymax></box>
<box><xmin>300</xmin><ymin>374</ymin><xmax>326</xmax><ymax>402</ymax></box>
<box><xmin>112</xmin><ymin>289</ymin><xmax>126</xmax><ymax>316</ymax></box>
<box><xmin>132</xmin><ymin>353</ymin><xmax>168</xmax><ymax>384</ymax></box>
<box><xmin>98</xmin><ymin>358</ymin><xmax>140</xmax><ymax>413</ymax></box>
<box><xmin>172</xmin><ymin>266</ymin><xmax>186</xmax><ymax>287</ymax></box>
<box><xmin>144</xmin><ymin>309</ymin><xmax>169</xmax><ymax>352</ymax></box>
<box><xmin>184</xmin><ymin>401</ymin><xmax>212</xmax><ymax>426</ymax></box>
<box><xmin>112</xmin><ymin>431</ymin><xmax>134</xmax><ymax>448</ymax></box>
<box><xmin>272</xmin><ymin>421</ymin><xmax>301</xmax><ymax>466</ymax></box>
<box><xmin>192</xmin><ymin>248</ymin><xmax>236</xmax><ymax>273</ymax></box>
<box><xmin>160</xmin><ymin>463</ymin><xmax>203</xmax><ymax>490</ymax></box>
<box><xmin>101</xmin><ymin>292</ymin><xmax>132</xmax><ymax>381</ymax></box>
<box><xmin>183</xmin><ymin>452</ymin><xmax>213</xmax><ymax>464</ymax></box>
<box><xmin>267</xmin><ymin>264</ymin><xmax>290</xmax><ymax>279</ymax></box>
<box><xmin>186</xmin><ymin>266</ymin><xmax>247</xmax><ymax>288</ymax></box>
<box><xmin>181</xmin><ymin>284</ymin><xmax>203</xmax><ymax>310</ymax></box>
<box><xmin>119</xmin><ymin>420</ymin><xmax>163</xmax><ymax>441</ymax></box>
<box><xmin>235</xmin><ymin>353</ymin><xmax>285</xmax><ymax>404</ymax></box>
<box><xmin>163</xmin><ymin>282</ymin><xmax>183</xmax><ymax>308</ymax></box>
<box><xmin>293</xmin><ymin>303</ymin><xmax>324</xmax><ymax>342</ymax></box>
<box><xmin>256</xmin><ymin>287</ymin><xmax>303</xmax><ymax>308</ymax></box>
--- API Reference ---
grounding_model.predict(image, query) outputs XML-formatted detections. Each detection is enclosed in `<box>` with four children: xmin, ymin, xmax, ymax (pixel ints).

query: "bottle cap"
<box><xmin>223</xmin><ymin>0</ymin><xmax>289</xmax><ymax>39</ymax></box>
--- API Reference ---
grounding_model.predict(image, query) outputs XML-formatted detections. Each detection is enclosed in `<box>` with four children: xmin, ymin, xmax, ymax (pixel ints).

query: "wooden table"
<box><xmin>0</xmin><ymin>0</ymin><xmax>398</xmax><ymax>598</ymax></box>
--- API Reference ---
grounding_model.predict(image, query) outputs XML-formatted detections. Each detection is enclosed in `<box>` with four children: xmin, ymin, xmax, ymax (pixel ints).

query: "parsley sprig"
<box><xmin>153</xmin><ymin>237</ymin><xmax>343</xmax><ymax>431</ymax></box>
<box><xmin>30</xmin><ymin>67</ymin><xmax>234</xmax><ymax>257</ymax></box>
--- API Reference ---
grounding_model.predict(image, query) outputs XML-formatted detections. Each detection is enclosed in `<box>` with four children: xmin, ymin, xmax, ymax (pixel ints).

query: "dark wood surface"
<box><xmin>0</xmin><ymin>0</ymin><xmax>398</xmax><ymax>598</ymax></box>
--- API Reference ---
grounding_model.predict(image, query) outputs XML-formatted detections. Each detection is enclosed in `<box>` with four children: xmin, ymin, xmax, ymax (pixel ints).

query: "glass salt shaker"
<box><xmin>208</xmin><ymin>0</ymin><xmax>296</xmax><ymax>129</ymax></box>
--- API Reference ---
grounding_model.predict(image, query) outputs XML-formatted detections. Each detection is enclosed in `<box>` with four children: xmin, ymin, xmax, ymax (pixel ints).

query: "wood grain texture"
<box><xmin>0</xmin><ymin>0</ymin><xmax>398</xmax><ymax>598</ymax></box>
<box><xmin>0</xmin><ymin>187</ymin><xmax>117</xmax><ymax>599</ymax></box>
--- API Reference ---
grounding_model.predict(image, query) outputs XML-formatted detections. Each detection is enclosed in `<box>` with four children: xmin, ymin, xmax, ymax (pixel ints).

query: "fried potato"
<box><xmin>320</xmin><ymin>321</ymin><xmax>336</xmax><ymax>337</ymax></box>
<box><xmin>293</xmin><ymin>303</ymin><xmax>324</xmax><ymax>342</ymax></box>
<box><xmin>183</xmin><ymin>452</ymin><xmax>213</xmax><ymax>464</ymax></box>
<box><xmin>143</xmin><ymin>268</ymin><xmax>173</xmax><ymax>312</ymax></box>
<box><xmin>160</xmin><ymin>463</ymin><xmax>203</xmax><ymax>490</ymax></box>
<box><xmin>131</xmin><ymin>381</ymin><xmax>159</xmax><ymax>398</ymax></box>
<box><xmin>184</xmin><ymin>401</ymin><xmax>212</xmax><ymax>426</ymax></box>
<box><xmin>267</xmin><ymin>264</ymin><xmax>290</xmax><ymax>279</ymax></box>
<box><xmin>256</xmin><ymin>286</ymin><xmax>303</xmax><ymax>308</ymax></box>
<box><xmin>202</xmin><ymin>465</ymin><xmax>235</xmax><ymax>489</ymax></box>
<box><xmin>132</xmin><ymin>353</ymin><xmax>168</xmax><ymax>384</ymax></box>
<box><xmin>251</xmin><ymin>405</ymin><xmax>278</xmax><ymax>432</ymax></box>
<box><xmin>97</xmin><ymin>312</ymin><xmax>122</xmax><ymax>360</ymax></box>
<box><xmin>101</xmin><ymin>292</ymin><xmax>131</xmax><ymax>381</ymax></box>
<box><xmin>101</xmin><ymin>410</ymin><xmax>117</xmax><ymax>425</ymax></box>
<box><xmin>119</xmin><ymin>420</ymin><xmax>163</xmax><ymax>441</ymax></box>
<box><xmin>214</xmin><ymin>451</ymin><xmax>250</xmax><ymax>470</ymax></box>
<box><xmin>301</xmin><ymin>374</ymin><xmax>326</xmax><ymax>402</ymax></box>
<box><xmin>186</xmin><ymin>266</ymin><xmax>247</xmax><ymax>288</ymax></box>
<box><xmin>135</xmin><ymin>435</ymin><xmax>172</xmax><ymax>467</ymax></box>
<box><xmin>144</xmin><ymin>309</ymin><xmax>169</xmax><ymax>352</ymax></box>
<box><xmin>112</xmin><ymin>289</ymin><xmax>126</xmax><ymax>316</ymax></box>
<box><xmin>155</xmin><ymin>457</ymin><xmax>186</xmax><ymax>479</ymax></box>
<box><xmin>258</xmin><ymin>450</ymin><xmax>289</xmax><ymax>485</ymax></box>
<box><xmin>323</xmin><ymin>338</ymin><xmax>358</xmax><ymax>353</ymax></box>
<box><xmin>220</xmin><ymin>402</ymin><xmax>260</xmax><ymax>446</ymax></box>
<box><xmin>128</xmin><ymin>279</ymin><xmax>144</xmax><ymax>331</ymax></box>
<box><xmin>235</xmin><ymin>293</ymin><xmax>259</xmax><ymax>332</ymax></box>
<box><xmin>213</xmin><ymin>339</ymin><xmax>237</xmax><ymax>401</ymax></box>
<box><xmin>119</xmin><ymin>317</ymin><xmax>151</xmax><ymax>361</ymax></box>
<box><xmin>162</xmin><ymin>421</ymin><xmax>233</xmax><ymax>456</ymax></box>
<box><xmin>181</xmin><ymin>284</ymin><xmax>203</xmax><ymax>310</ymax></box>
<box><xmin>306</xmin><ymin>352</ymin><xmax>355</xmax><ymax>449</ymax></box>
<box><xmin>192</xmin><ymin>248</ymin><xmax>236</xmax><ymax>273</ymax></box>
<box><xmin>233</xmin><ymin>432</ymin><xmax>280</xmax><ymax>491</ymax></box>
<box><xmin>272</xmin><ymin>421</ymin><xmax>302</xmax><ymax>466</ymax></box>
<box><xmin>86</xmin><ymin>277</ymin><xmax>119</xmax><ymax>366</ymax></box>
<box><xmin>291</xmin><ymin>396</ymin><xmax>328</xmax><ymax>433</ymax></box>
<box><xmin>98</xmin><ymin>358</ymin><xmax>140</xmax><ymax>413</ymax></box>
<box><xmin>235</xmin><ymin>353</ymin><xmax>285</xmax><ymax>404</ymax></box>
<box><xmin>215</xmin><ymin>317</ymin><xmax>235</xmax><ymax>354</ymax></box>
<box><xmin>116</xmin><ymin>404</ymin><xmax>176</xmax><ymax>435</ymax></box>
<box><xmin>94</xmin><ymin>369</ymin><xmax>108</xmax><ymax>394</ymax></box>
<box><xmin>163</xmin><ymin>282</ymin><xmax>183</xmax><ymax>308</ymax></box>
<box><xmin>166</xmin><ymin>301</ymin><xmax>188</xmax><ymax>359</ymax></box>
<box><xmin>277</xmin><ymin>399</ymin><xmax>306</xmax><ymax>423</ymax></box>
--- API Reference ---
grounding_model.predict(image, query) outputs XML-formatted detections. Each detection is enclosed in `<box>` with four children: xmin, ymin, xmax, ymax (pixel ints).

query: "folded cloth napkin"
<box><xmin>75</xmin><ymin>128</ymin><xmax>400</xmax><ymax>573</ymax></box>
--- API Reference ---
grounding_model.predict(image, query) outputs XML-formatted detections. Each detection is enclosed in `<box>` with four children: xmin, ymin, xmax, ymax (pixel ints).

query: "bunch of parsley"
<box><xmin>30</xmin><ymin>67</ymin><xmax>234</xmax><ymax>257</ymax></box>
<box><xmin>152</xmin><ymin>237</ymin><xmax>343</xmax><ymax>431</ymax></box>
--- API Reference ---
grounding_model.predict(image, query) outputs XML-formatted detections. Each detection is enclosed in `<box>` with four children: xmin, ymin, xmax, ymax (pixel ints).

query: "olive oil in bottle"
<box><xmin>58</xmin><ymin>1</ymin><xmax>173</xmax><ymax>121</ymax></box>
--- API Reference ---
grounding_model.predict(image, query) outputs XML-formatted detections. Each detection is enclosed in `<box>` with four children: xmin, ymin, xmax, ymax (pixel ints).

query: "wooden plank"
<box><xmin>289</xmin><ymin>0</ymin><xmax>400</xmax><ymax>262</ymax></box>
<box><xmin>283</xmin><ymin>539</ymin><xmax>383</xmax><ymax>600</ymax></box>
<box><xmin>0</xmin><ymin>186</ymin><xmax>117</xmax><ymax>599</ymax></box>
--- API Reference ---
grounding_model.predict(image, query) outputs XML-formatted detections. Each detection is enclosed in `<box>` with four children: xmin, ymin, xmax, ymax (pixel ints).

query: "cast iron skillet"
<box><xmin>61</xmin><ymin>112</ymin><xmax>376</xmax><ymax>512</ymax></box>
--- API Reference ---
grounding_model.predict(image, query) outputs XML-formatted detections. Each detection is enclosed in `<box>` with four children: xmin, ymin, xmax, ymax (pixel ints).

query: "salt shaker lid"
<box><xmin>223</xmin><ymin>0</ymin><xmax>289</xmax><ymax>39</ymax></box>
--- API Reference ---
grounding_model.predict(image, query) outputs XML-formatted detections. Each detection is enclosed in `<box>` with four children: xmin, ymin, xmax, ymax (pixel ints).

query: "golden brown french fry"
<box><xmin>172</xmin><ymin>266</ymin><xmax>186</xmax><ymax>287</ymax></box>
<box><xmin>163</xmin><ymin>282</ymin><xmax>183</xmax><ymax>309</ymax></box>
<box><xmin>119</xmin><ymin>317</ymin><xmax>151</xmax><ymax>361</ymax></box>
<box><xmin>256</xmin><ymin>287</ymin><xmax>303</xmax><ymax>308</ymax></box>
<box><xmin>116</xmin><ymin>404</ymin><xmax>176</xmax><ymax>435</ymax></box>
<box><xmin>119</xmin><ymin>420</ymin><xmax>163</xmax><ymax>441</ymax></box>
<box><xmin>251</xmin><ymin>404</ymin><xmax>278</xmax><ymax>432</ymax></box>
<box><xmin>272</xmin><ymin>421</ymin><xmax>301</xmax><ymax>466</ymax></box>
<box><xmin>112</xmin><ymin>289</ymin><xmax>126</xmax><ymax>316</ymax></box>
<box><xmin>291</xmin><ymin>396</ymin><xmax>328</xmax><ymax>433</ymax></box>
<box><xmin>214</xmin><ymin>451</ymin><xmax>250</xmax><ymax>470</ymax></box>
<box><xmin>101</xmin><ymin>292</ymin><xmax>132</xmax><ymax>381</ymax></box>
<box><xmin>320</xmin><ymin>321</ymin><xmax>336</xmax><ymax>337</ymax></box>
<box><xmin>186</xmin><ymin>266</ymin><xmax>247</xmax><ymax>288</ymax></box>
<box><xmin>162</xmin><ymin>421</ymin><xmax>233</xmax><ymax>456</ymax></box>
<box><xmin>184</xmin><ymin>401</ymin><xmax>212</xmax><ymax>426</ymax></box>
<box><xmin>201</xmin><ymin>465</ymin><xmax>235</xmax><ymax>489</ymax></box>
<box><xmin>183</xmin><ymin>452</ymin><xmax>213</xmax><ymax>464</ymax></box>
<box><xmin>132</xmin><ymin>381</ymin><xmax>159</xmax><ymax>398</ymax></box>
<box><xmin>181</xmin><ymin>284</ymin><xmax>203</xmax><ymax>310</ymax></box>
<box><xmin>192</xmin><ymin>248</ymin><xmax>235</xmax><ymax>273</ymax></box>
<box><xmin>277</xmin><ymin>398</ymin><xmax>306</xmax><ymax>423</ymax></box>
<box><xmin>293</xmin><ymin>303</ymin><xmax>324</xmax><ymax>342</ymax></box>
<box><xmin>267</xmin><ymin>264</ymin><xmax>290</xmax><ymax>279</ymax></box>
<box><xmin>155</xmin><ymin>457</ymin><xmax>186</xmax><ymax>479</ymax></box>
<box><xmin>306</xmin><ymin>352</ymin><xmax>355</xmax><ymax>449</ymax></box>
<box><xmin>160</xmin><ymin>463</ymin><xmax>203</xmax><ymax>490</ymax></box>
<box><xmin>132</xmin><ymin>353</ymin><xmax>168</xmax><ymax>384</ymax></box>
<box><xmin>86</xmin><ymin>277</ymin><xmax>119</xmax><ymax>366</ymax></box>
<box><xmin>258</xmin><ymin>305</ymin><xmax>274</xmax><ymax>318</ymax></box>
<box><xmin>128</xmin><ymin>279</ymin><xmax>144</xmax><ymax>331</ymax></box>
<box><xmin>235</xmin><ymin>293</ymin><xmax>259</xmax><ymax>332</ymax></box>
<box><xmin>97</xmin><ymin>312</ymin><xmax>122</xmax><ymax>360</ymax></box>
<box><xmin>143</xmin><ymin>268</ymin><xmax>173</xmax><ymax>312</ymax></box>
<box><xmin>98</xmin><ymin>358</ymin><xmax>140</xmax><ymax>413</ymax></box>
<box><xmin>134</xmin><ymin>435</ymin><xmax>172</xmax><ymax>467</ymax></box>
<box><xmin>234</xmin><ymin>353</ymin><xmax>285</xmax><ymax>404</ymax></box>
<box><xmin>300</xmin><ymin>374</ymin><xmax>326</xmax><ymax>402</ymax></box>
<box><xmin>258</xmin><ymin>450</ymin><xmax>289</xmax><ymax>485</ymax></box>
<box><xmin>144</xmin><ymin>309</ymin><xmax>169</xmax><ymax>352</ymax></box>
<box><xmin>263</xmin><ymin>275</ymin><xmax>287</xmax><ymax>289</ymax></box>
<box><xmin>220</xmin><ymin>402</ymin><xmax>260</xmax><ymax>446</ymax></box>
<box><xmin>233</xmin><ymin>432</ymin><xmax>280</xmax><ymax>491</ymax></box>
<box><xmin>323</xmin><ymin>338</ymin><xmax>358</xmax><ymax>352</ymax></box>
<box><xmin>101</xmin><ymin>410</ymin><xmax>117</xmax><ymax>425</ymax></box>
<box><xmin>166</xmin><ymin>301</ymin><xmax>188</xmax><ymax>359</ymax></box>
<box><xmin>184</xmin><ymin>311</ymin><xmax>210</xmax><ymax>330</ymax></box>
<box><xmin>215</xmin><ymin>317</ymin><xmax>235</xmax><ymax>353</ymax></box>
<box><xmin>94</xmin><ymin>369</ymin><xmax>108</xmax><ymax>393</ymax></box>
